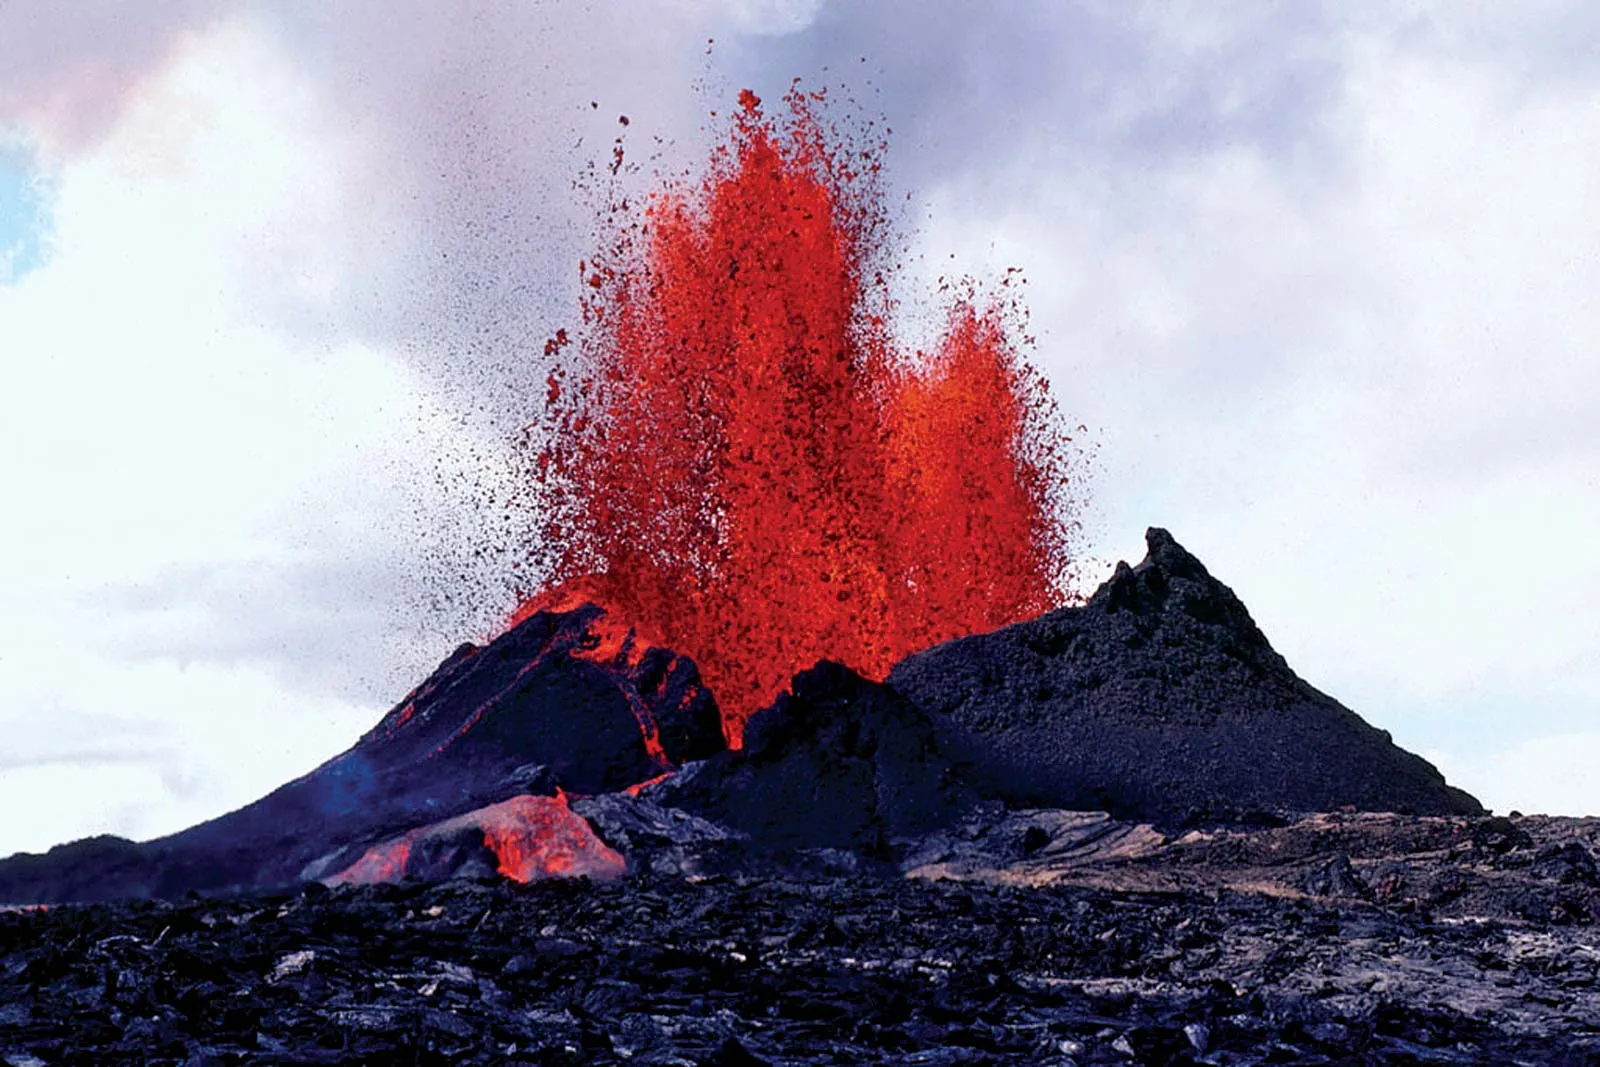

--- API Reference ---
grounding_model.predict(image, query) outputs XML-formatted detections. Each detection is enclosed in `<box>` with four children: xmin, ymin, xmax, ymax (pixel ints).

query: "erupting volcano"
<box><xmin>9</xmin><ymin>64</ymin><xmax>1595</xmax><ymax>1067</ymax></box>
<box><xmin>520</xmin><ymin>86</ymin><xmax>1083</xmax><ymax>744</ymax></box>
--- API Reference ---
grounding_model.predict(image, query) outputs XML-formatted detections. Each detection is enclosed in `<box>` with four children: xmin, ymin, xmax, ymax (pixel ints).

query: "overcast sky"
<box><xmin>1</xmin><ymin>2</ymin><xmax>1597</xmax><ymax>856</ymax></box>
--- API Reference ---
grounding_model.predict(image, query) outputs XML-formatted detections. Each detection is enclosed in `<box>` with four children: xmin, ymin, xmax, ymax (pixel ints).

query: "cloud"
<box><xmin>0</xmin><ymin>138</ymin><xmax>55</xmax><ymax>281</ymax></box>
<box><xmin>0</xmin><ymin>660</ymin><xmax>379</xmax><ymax>856</ymax></box>
<box><xmin>0</xmin><ymin>1</ymin><xmax>220</xmax><ymax>155</ymax></box>
<box><xmin>1428</xmin><ymin>732</ymin><xmax>1600</xmax><ymax>817</ymax></box>
<box><xmin>0</xmin><ymin>18</ymin><xmax>469</xmax><ymax>855</ymax></box>
<box><xmin>726</xmin><ymin>4</ymin><xmax>1348</xmax><ymax>191</ymax></box>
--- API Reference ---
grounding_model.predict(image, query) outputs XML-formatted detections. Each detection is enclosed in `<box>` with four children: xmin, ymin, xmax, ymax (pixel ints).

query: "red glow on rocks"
<box><xmin>328</xmin><ymin>838</ymin><xmax>412</xmax><ymax>886</ymax></box>
<box><xmin>326</xmin><ymin>795</ymin><xmax>625</xmax><ymax>886</ymax></box>
<box><xmin>527</xmin><ymin>85</ymin><xmax>1081</xmax><ymax>746</ymax></box>
<box><xmin>482</xmin><ymin>793</ymin><xmax>626</xmax><ymax>882</ymax></box>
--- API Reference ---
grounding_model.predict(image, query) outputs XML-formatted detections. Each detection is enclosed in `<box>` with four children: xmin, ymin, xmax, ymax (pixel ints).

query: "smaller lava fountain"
<box><xmin>522</xmin><ymin>86</ymin><xmax>1085</xmax><ymax>744</ymax></box>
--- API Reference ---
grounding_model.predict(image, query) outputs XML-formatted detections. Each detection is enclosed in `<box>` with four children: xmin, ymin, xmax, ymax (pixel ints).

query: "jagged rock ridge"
<box><xmin>888</xmin><ymin>527</ymin><xmax>1483</xmax><ymax>824</ymax></box>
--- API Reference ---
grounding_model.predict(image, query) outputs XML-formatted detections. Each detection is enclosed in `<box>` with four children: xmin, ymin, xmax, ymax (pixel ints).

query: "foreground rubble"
<box><xmin>4</xmin><ymin>839</ymin><xmax>1599</xmax><ymax>1065</ymax></box>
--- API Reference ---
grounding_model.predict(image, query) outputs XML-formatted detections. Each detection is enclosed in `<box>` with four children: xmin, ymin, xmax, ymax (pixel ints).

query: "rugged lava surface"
<box><xmin>890</xmin><ymin>528</ymin><xmax>1482</xmax><ymax>825</ymax></box>
<box><xmin>5</xmin><ymin>823</ymin><xmax>1600</xmax><ymax>1066</ymax></box>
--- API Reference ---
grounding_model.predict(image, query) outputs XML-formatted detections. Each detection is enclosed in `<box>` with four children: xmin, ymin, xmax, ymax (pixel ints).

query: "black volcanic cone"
<box><xmin>655</xmin><ymin>661</ymin><xmax>975</xmax><ymax>855</ymax></box>
<box><xmin>888</xmin><ymin>528</ymin><xmax>1483</xmax><ymax>825</ymax></box>
<box><xmin>0</xmin><ymin>604</ymin><xmax>723</xmax><ymax>903</ymax></box>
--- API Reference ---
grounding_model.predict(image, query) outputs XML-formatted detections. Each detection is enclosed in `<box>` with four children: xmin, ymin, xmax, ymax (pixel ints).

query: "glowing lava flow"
<box><xmin>326</xmin><ymin>794</ymin><xmax>626</xmax><ymax>886</ymax></box>
<box><xmin>526</xmin><ymin>85</ymin><xmax>1082</xmax><ymax>746</ymax></box>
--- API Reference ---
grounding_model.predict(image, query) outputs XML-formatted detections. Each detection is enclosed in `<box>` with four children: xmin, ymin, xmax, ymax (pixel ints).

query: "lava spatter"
<box><xmin>527</xmin><ymin>85</ymin><xmax>1085</xmax><ymax>745</ymax></box>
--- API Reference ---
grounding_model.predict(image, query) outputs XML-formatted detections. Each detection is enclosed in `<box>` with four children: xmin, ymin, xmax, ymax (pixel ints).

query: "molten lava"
<box><xmin>327</xmin><ymin>794</ymin><xmax>626</xmax><ymax>886</ymax></box>
<box><xmin>526</xmin><ymin>86</ymin><xmax>1081</xmax><ymax>745</ymax></box>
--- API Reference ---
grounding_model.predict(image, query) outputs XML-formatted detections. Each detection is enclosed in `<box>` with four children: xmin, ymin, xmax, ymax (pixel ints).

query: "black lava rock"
<box><xmin>888</xmin><ymin>528</ymin><xmax>1483</xmax><ymax>825</ymax></box>
<box><xmin>3</xmin><ymin>867</ymin><xmax>1596</xmax><ymax>1064</ymax></box>
<box><xmin>655</xmin><ymin>661</ymin><xmax>975</xmax><ymax>854</ymax></box>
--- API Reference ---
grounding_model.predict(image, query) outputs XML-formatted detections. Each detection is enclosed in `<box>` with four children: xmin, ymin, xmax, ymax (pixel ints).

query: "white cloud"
<box><xmin>708</xmin><ymin>0</ymin><xmax>826</xmax><ymax>36</ymax></box>
<box><xmin>0</xmin><ymin>17</ymin><xmax>501</xmax><ymax>856</ymax></box>
<box><xmin>0</xmin><ymin>662</ymin><xmax>377</xmax><ymax>855</ymax></box>
<box><xmin>1428</xmin><ymin>733</ymin><xmax>1600</xmax><ymax>817</ymax></box>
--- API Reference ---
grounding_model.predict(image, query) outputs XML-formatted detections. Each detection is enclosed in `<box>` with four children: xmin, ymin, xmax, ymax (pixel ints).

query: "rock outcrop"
<box><xmin>653</xmin><ymin>661</ymin><xmax>975</xmax><ymax>854</ymax></box>
<box><xmin>315</xmin><ymin>794</ymin><xmax>627</xmax><ymax>886</ymax></box>
<box><xmin>888</xmin><ymin>528</ymin><xmax>1483</xmax><ymax>824</ymax></box>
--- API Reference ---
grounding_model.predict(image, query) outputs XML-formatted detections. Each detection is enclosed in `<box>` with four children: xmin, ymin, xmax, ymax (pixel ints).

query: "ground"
<box><xmin>4</xmin><ymin>846</ymin><xmax>1599</xmax><ymax>1065</ymax></box>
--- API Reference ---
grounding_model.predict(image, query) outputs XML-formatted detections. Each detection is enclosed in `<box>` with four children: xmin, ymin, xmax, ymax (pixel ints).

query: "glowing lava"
<box><xmin>327</xmin><ymin>794</ymin><xmax>626</xmax><ymax>886</ymax></box>
<box><xmin>527</xmin><ymin>86</ymin><xmax>1082</xmax><ymax>745</ymax></box>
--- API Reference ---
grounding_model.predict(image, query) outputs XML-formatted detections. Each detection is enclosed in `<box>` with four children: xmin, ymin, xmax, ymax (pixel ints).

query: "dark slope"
<box><xmin>654</xmin><ymin>661</ymin><xmax>975</xmax><ymax>854</ymax></box>
<box><xmin>0</xmin><ymin>604</ymin><xmax>723</xmax><ymax>902</ymax></box>
<box><xmin>888</xmin><ymin>528</ymin><xmax>1482</xmax><ymax>825</ymax></box>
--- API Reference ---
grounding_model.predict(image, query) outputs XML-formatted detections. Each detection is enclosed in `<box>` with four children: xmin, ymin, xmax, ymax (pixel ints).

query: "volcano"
<box><xmin>1</xmin><ymin>528</ymin><xmax>1482</xmax><ymax>905</ymax></box>
<box><xmin>7</xmin><ymin>78</ymin><xmax>1597</xmax><ymax>1065</ymax></box>
<box><xmin>13</xmin><ymin>535</ymin><xmax>1600</xmax><ymax>1065</ymax></box>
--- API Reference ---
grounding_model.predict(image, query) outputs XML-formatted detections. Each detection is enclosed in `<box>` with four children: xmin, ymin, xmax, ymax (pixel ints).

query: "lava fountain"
<box><xmin>518</xmin><ymin>86</ymin><xmax>1085</xmax><ymax>746</ymax></box>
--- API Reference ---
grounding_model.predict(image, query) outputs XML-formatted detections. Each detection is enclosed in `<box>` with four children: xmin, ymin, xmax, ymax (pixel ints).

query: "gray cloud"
<box><xmin>724</xmin><ymin>4</ymin><xmax>1350</xmax><ymax>189</ymax></box>
<box><xmin>0</xmin><ymin>1</ymin><xmax>220</xmax><ymax>154</ymax></box>
<box><xmin>99</xmin><ymin>554</ymin><xmax>422</xmax><ymax>708</ymax></box>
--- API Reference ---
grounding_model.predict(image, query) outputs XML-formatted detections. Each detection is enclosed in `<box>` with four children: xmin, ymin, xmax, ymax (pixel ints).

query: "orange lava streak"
<box><xmin>325</xmin><ymin>795</ymin><xmax>625</xmax><ymax>886</ymax></box>
<box><xmin>479</xmin><ymin>794</ymin><xmax>626</xmax><ymax>882</ymax></box>
<box><xmin>528</xmin><ymin>85</ymin><xmax>1080</xmax><ymax>746</ymax></box>
<box><xmin>623</xmin><ymin>773</ymin><xmax>673</xmax><ymax>797</ymax></box>
<box><xmin>328</xmin><ymin>839</ymin><xmax>412</xmax><ymax>886</ymax></box>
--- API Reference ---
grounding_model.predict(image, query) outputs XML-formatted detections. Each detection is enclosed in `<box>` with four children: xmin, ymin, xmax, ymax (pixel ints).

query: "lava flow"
<box><xmin>521</xmin><ymin>85</ymin><xmax>1083</xmax><ymax>746</ymax></box>
<box><xmin>328</xmin><ymin>793</ymin><xmax>626</xmax><ymax>886</ymax></box>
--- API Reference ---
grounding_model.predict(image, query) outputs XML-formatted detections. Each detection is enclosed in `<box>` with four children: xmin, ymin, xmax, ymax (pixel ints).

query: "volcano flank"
<box><xmin>890</xmin><ymin>528</ymin><xmax>1484</xmax><ymax>826</ymax></box>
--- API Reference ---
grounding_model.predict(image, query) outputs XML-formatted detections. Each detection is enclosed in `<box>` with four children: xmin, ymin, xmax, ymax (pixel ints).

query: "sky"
<box><xmin>1</xmin><ymin>2</ymin><xmax>1597</xmax><ymax>856</ymax></box>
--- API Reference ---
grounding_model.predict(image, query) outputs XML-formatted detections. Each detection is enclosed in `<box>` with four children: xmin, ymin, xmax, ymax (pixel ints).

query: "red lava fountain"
<box><xmin>520</xmin><ymin>86</ymin><xmax>1082</xmax><ymax>746</ymax></box>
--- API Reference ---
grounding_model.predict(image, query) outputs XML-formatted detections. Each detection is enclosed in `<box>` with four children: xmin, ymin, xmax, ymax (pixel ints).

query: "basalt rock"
<box><xmin>888</xmin><ymin>528</ymin><xmax>1483</xmax><ymax>825</ymax></box>
<box><xmin>5</xmin><ymin>836</ymin><xmax>1599</xmax><ymax>1065</ymax></box>
<box><xmin>347</xmin><ymin>600</ymin><xmax>724</xmax><ymax>795</ymax></box>
<box><xmin>652</xmin><ymin>661</ymin><xmax>976</xmax><ymax>855</ymax></box>
<box><xmin>0</xmin><ymin>604</ymin><xmax>723</xmax><ymax>903</ymax></box>
<box><xmin>569</xmin><ymin>793</ymin><xmax>748</xmax><ymax>877</ymax></box>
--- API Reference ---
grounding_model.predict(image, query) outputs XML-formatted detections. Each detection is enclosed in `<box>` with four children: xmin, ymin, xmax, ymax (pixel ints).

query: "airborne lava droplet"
<box><xmin>521</xmin><ymin>85</ymin><xmax>1086</xmax><ymax>746</ymax></box>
